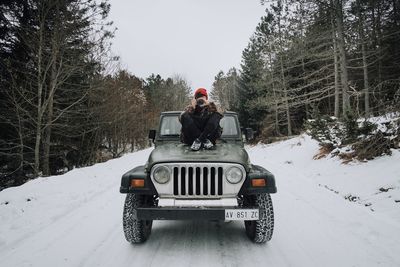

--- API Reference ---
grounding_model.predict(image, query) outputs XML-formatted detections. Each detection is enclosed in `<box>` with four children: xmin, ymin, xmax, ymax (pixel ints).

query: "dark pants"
<box><xmin>180</xmin><ymin>112</ymin><xmax>222</xmax><ymax>145</ymax></box>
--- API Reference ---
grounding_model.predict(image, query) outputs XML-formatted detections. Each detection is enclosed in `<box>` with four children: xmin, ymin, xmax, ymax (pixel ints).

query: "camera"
<box><xmin>196</xmin><ymin>98</ymin><xmax>206</xmax><ymax>108</ymax></box>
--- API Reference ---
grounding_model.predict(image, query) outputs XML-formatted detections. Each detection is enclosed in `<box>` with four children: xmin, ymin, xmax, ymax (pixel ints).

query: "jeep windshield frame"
<box><xmin>156</xmin><ymin>111</ymin><xmax>243</xmax><ymax>143</ymax></box>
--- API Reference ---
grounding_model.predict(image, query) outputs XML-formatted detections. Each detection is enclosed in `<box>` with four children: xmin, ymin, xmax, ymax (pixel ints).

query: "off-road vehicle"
<box><xmin>120</xmin><ymin>111</ymin><xmax>277</xmax><ymax>243</ymax></box>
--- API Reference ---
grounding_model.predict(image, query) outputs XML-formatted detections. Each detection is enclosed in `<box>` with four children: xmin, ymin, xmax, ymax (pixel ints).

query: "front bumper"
<box><xmin>120</xmin><ymin>164</ymin><xmax>277</xmax><ymax>195</ymax></box>
<box><xmin>134</xmin><ymin>206</ymin><xmax>262</xmax><ymax>220</ymax></box>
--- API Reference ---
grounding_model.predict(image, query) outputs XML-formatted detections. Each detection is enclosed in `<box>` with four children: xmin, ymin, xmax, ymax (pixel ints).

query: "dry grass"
<box><xmin>313</xmin><ymin>143</ymin><xmax>335</xmax><ymax>160</ymax></box>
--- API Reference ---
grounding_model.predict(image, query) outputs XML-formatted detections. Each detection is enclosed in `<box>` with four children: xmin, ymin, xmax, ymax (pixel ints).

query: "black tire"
<box><xmin>123</xmin><ymin>193</ymin><xmax>155</xmax><ymax>244</ymax></box>
<box><xmin>243</xmin><ymin>193</ymin><xmax>274</xmax><ymax>243</ymax></box>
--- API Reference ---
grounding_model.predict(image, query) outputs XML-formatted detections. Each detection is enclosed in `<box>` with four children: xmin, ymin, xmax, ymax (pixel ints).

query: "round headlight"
<box><xmin>225</xmin><ymin>166</ymin><xmax>243</xmax><ymax>184</ymax></box>
<box><xmin>153</xmin><ymin>166</ymin><xmax>171</xmax><ymax>184</ymax></box>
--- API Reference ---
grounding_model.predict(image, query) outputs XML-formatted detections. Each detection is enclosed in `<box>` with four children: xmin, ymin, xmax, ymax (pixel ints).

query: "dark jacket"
<box><xmin>180</xmin><ymin>102</ymin><xmax>222</xmax><ymax>128</ymax></box>
<box><xmin>179</xmin><ymin>102</ymin><xmax>223</xmax><ymax>144</ymax></box>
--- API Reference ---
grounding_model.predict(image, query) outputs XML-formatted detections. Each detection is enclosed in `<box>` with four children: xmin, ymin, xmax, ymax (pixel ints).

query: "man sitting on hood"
<box><xmin>179</xmin><ymin>88</ymin><xmax>223</xmax><ymax>151</ymax></box>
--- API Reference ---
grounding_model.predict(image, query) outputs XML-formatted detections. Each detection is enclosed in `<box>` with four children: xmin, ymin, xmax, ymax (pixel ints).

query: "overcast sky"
<box><xmin>108</xmin><ymin>0</ymin><xmax>266</xmax><ymax>92</ymax></box>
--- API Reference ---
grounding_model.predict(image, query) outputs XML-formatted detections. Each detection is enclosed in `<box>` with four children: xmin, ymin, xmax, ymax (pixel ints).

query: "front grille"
<box><xmin>173</xmin><ymin>166</ymin><xmax>223</xmax><ymax>196</ymax></box>
<box><xmin>150</xmin><ymin>163</ymin><xmax>246</xmax><ymax>198</ymax></box>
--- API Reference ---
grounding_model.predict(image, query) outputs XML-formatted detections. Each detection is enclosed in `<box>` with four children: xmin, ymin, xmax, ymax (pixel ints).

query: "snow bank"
<box><xmin>247</xmin><ymin>135</ymin><xmax>400</xmax><ymax>222</ymax></box>
<box><xmin>0</xmin><ymin>148</ymin><xmax>153</xmax><ymax>249</ymax></box>
<box><xmin>305</xmin><ymin>113</ymin><xmax>400</xmax><ymax>161</ymax></box>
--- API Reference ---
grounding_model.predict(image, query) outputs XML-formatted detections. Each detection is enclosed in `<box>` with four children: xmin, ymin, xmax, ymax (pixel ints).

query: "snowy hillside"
<box><xmin>1</xmin><ymin>135</ymin><xmax>400</xmax><ymax>267</ymax></box>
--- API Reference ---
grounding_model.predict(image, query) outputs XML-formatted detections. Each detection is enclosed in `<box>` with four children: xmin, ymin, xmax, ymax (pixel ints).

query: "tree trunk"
<box><xmin>376</xmin><ymin>2</ymin><xmax>383</xmax><ymax>87</ymax></box>
<box><xmin>334</xmin><ymin>0</ymin><xmax>351</xmax><ymax>116</ymax></box>
<box><xmin>280</xmin><ymin>61</ymin><xmax>292</xmax><ymax>136</ymax></box>
<box><xmin>359</xmin><ymin>6</ymin><xmax>370</xmax><ymax>117</ymax></box>
<box><xmin>43</xmin><ymin>4</ymin><xmax>60</xmax><ymax>176</ymax></box>
<box><xmin>269</xmin><ymin>53</ymin><xmax>281</xmax><ymax>136</ymax></box>
<box><xmin>34</xmin><ymin>19</ymin><xmax>44</xmax><ymax>177</ymax></box>
<box><xmin>371</xmin><ymin>0</ymin><xmax>383</xmax><ymax>96</ymax></box>
<box><xmin>277</xmin><ymin>13</ymin><xmax>292</xmax><ymax>136</ymax></box>
<box><xmin>43</xmin><ymin>87</ymin><xmax>54</xmax><ymax>176</ymax></box>
<box><xmin>299</xmin><ymin>2</ymin><xmax>309</xmax><ymax>120</ymax></box>
<box><xmin>332</xmin><ymin>19</ymin><xmax>340</xmax><ymax>118</ymax></box>
<box><xmin>43</xmin><ymin>58</ymin><xmax>56</xmax><ymax>176</ymax></box>
<box><xmin>16</xmin><ymin>104</ymin><xmax>24</xmax><ymax>174</ymax></box>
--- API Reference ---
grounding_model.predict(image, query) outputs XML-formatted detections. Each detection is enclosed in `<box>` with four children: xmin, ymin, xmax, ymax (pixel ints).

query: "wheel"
<box><xmin>123</xmin><ymin>193</ymin><xmax>156</xmax><ymax>243</ymax></box>
<box><xmin>243</xmin><ymin>193</ymin><xmax>274</xmax><ymax>243</ymax></box>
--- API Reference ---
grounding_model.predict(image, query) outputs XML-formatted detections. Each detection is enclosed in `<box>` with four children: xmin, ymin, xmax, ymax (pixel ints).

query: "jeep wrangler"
<box><xmin>120</xmin><ymin>111</ymin><xmax>277</xmax><ymax>243</ymax></box>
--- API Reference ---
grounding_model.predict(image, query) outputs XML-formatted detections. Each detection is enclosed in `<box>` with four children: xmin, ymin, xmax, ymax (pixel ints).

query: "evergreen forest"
<box><xmin>212</xmin><ymin>0</ymin><xmax>400</xmax><ymax>139</ymax></box>
<box><xmin>1</xmin><ymin>0</ymin><xmax>400</xmax><ymax>188</ymax></box>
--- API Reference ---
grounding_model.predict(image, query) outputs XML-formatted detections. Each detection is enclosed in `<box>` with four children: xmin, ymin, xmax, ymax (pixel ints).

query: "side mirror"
<box><xmin>148</xmin><ymin>130</ymin><xmax>156</xmax><ymax>142</ymax></box>
<box><xmin>245</xmin><ymin>128</ymin><xmax>254</xmax><ymax>141</ymax></box>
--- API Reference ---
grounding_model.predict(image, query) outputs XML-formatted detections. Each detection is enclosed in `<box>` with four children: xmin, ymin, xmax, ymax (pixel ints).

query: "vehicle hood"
<box><xmin>147</xmin><ymin>143</ymin><xmax>250</xmax><ymax>171</ymax></box>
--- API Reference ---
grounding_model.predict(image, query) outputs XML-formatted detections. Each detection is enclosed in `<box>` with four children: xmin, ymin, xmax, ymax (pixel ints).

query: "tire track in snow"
<box><xmin>0</xmin><ymin>183</ymin><xmax>123</xmax><ymax>267</ymax></box>
<box><xmin>0</xmin><ymin>167</ymin><xmax>123</xmax><ymax>252</ymax></box>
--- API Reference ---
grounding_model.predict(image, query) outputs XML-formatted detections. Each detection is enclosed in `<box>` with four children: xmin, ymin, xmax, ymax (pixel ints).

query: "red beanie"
<box><xmin>194</xmin><ymin>88</ymin><xmax>208</xmax><ymax>99</ymax></box>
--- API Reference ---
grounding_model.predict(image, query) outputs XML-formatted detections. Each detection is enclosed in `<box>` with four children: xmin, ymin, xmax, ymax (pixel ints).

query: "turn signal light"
<box><xmin>131</xmin><ymin>179</ymin><xmax>145</xmax><ymax>188</ymax></box>
<box><xmin>251</xmin><ymin>178</ymin><xmax>266</xmax><ymax>187</ymax></box>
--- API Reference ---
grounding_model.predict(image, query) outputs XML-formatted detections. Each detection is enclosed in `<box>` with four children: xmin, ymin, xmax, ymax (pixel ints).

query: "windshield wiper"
<box><xmin>160</xmin><ymin>134</ymin><xmax>180</xmax><ymax>137</ymax></box>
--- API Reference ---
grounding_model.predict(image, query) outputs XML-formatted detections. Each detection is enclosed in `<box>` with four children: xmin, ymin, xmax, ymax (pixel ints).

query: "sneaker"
<box><xmin>203</xmin><ymin>139</ymin><xmax>214</xmax><ymax>149</ymax></box>
<box><xmin>191</xmin><ymin>138</ymin><xmax>202</xmax><ymax>151</ymax></box>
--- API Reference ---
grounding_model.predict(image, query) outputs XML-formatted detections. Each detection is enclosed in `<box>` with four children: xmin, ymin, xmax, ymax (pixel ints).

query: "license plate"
<box><xmin>225</xmin><ymin>209</ymin><xmax>259</xmax><ymax>220</ymax></box>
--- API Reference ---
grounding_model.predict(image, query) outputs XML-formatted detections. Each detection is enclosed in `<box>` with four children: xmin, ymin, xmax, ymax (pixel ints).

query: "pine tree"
<box><xmin>0</xmin><ymin>0</ymin><xmax>114</xmax><ymax>182</ymax></box>
<box><xmin>237</xmin><ymin>39</ymin><xmax>267</xmax><ymax>131</ymax></box>
<box><xmin>211</xmin><ymin>68</ymin><xmax>239</xmax><ymax>110</ymax></box>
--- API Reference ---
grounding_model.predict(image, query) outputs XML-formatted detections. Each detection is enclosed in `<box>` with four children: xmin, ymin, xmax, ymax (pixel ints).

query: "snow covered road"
<box><xmin>1</xmin><ymin>136</ymin><xmax>400</xmax><ymax>267</ymax></box>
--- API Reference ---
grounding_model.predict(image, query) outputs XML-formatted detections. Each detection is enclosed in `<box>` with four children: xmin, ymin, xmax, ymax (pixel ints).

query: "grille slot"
<box><xmin>173</xmin><ymin>166</ymin><xmax>223</xmax><ymax>196</ymax></box>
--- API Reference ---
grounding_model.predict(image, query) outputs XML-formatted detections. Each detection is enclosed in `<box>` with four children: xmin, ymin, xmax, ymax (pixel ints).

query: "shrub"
<box><xmin>307</xmin><ymin>113</ymin><xmax>399</xmax><ymax>162</ymax></box>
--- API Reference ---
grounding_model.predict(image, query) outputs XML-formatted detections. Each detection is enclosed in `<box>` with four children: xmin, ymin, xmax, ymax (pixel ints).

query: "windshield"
<box><xmin>160</xmin><ymin>115</ymin><xmax>239</xmax><ymax>137</ymax></box>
